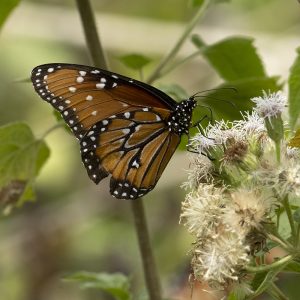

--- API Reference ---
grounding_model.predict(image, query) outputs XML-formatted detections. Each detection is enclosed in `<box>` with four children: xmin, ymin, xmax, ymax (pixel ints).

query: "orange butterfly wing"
<box><xmin>31</xmin><ymin>64</ymin><xmax>181</xmax><ymax>199</ymax></box>
<box><xmin>80</xmin><ymin>108</ymin><xmax>180</xmax><ymax>199</ymax></box>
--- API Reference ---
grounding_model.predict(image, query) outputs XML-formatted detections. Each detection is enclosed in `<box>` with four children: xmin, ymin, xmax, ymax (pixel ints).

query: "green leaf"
<box><xmin>119</xmin><ymin>54</ymin><xmax>152</xmax><ymax>70</ymax></box>
<box><xmin>198</xmin><ymin>76</ymin><xmax>281</xmax><ymax>121</ymax></box>
<box><xmin>189</xmin><ymin>0</ymin><xmax>205</xmax><ymax>7</ymax></box>
<box><xmin>293</xmin><ymin>208</ymin><xmax>300</xmax><ymax>223</ymax></box>
<box><xmin>288</xmin><ymin>48</ymin><xmax>300</xmax><ymax>130</ymax></box>
<box><xmin>65</xmin><ymin>271</ymin><xmax>131</xmax><ymax>300</ymax></box>
<box><xmin>158</xmin><ymin>83</ymin><xmax>189</xmax><ymax>102</ymax></box>
<box><xmin>227</xmin><ymin>293</ymin><xmax>238</xmax><ymax>300</ymax></box>
<box><xmin>201</xmin><ymin>37</ymin><xmax>266</xmax><ymax>81</ymax></box>
<box><xmin>191</xmin><ymin>34</ymin><xmax>206</xmax><ymax>48</ymax></box>
<box><xmin>0</xmin><ymin>123</ymin><xmax>50</xmax><ymax>210</ymax></box>
<box><xmin>251</xmin><ymin>259</ymin><xmax>291</xmax><ymax>297</ymax></box>
<box><xmin>0</xmin><ymin>0</ymin><xmax>21</xmax><ymax>30</ymax></box>
<box><xmin>265</xmin><ymin>115</ymin><xmax>284</xmax><ymax>144</ymax></box>
<box><xmin>189</xmin><ymin>0</ymin><xmax>230</xmax><ymax>6</ymax></box>
<box><xmin>283</xmin><ymin>260</ymin><xmax>300</xmax><ymax>273</ymax></box>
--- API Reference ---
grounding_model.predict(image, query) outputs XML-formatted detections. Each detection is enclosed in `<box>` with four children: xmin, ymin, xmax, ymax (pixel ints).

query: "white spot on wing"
<box><xmin>69</xmin><ymin>87</ymin><xmax>77</xmax><ymax>93</ymax></box>
<box><xmin>86</xmin><ymin>95</ymin><xmax>93</xmax><ymax>101</ymax></box>
<box><xmin>96</xmin><ymin>83</ymin><xmax>105</xmax><ymax>89</ymax></box>
<box><xmin>132</xmin><ymin>160</ymin><xmax>140</xmax><ymax>168</ymax></box>
<box><xmin>76</xmin><ymin>76</ymin><xmax>84</xmax><ymax>83</ymax></box>
<box><xmin>48</xmin><ymin>68</ymin><xmax>54</xmax><ymax>73</ymax></box>
<box><xmin>91</xmin><ymin>110</ymin><xmax>97</xmax><ymax>116</ymax></box>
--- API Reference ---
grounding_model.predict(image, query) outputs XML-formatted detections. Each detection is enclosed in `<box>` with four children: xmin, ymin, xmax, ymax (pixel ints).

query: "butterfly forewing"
<box><xmin>31</xmin><ymin>63</ymin><xmax>186</xmax><ymax>200</ymax></box>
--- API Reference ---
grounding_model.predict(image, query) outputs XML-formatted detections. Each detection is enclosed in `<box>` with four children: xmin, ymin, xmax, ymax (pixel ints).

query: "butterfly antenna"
<box><xmin>190</xmin><ymin>87</ymin><xmax>238</xmax><ymax>99</ymax></box>
<box><xmin>194</xmin><ymin>94</ymin><xmax>238</xmax><ymax>110</ymax></box>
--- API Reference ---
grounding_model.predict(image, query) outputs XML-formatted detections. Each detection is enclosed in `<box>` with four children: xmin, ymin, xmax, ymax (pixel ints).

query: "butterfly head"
<box><xmin>167</xmin><ymin>98</ymin><xmax>197</xmax><ymax>135</ymax></box>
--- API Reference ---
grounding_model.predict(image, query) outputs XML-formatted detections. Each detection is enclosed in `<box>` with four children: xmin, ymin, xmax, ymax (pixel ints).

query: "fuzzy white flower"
<box><xmin>278</xmin><ymin>161</ymin><xmax>300</xmax><ymax>197</ymax></box>
<box><xmin>181</xmin><ymin>155</ymin><xmax>213</xmax><ymax>190</ymax></box>
<box><xmin>251</xmin><ymin>91</ymin><xmax>286</xmax><ymax>120</ymax></box>
<box><xmin>189</xmin><ymin>132</ymin><xmax>217</xmax><ymax>154</ymax></box>
<box><xmin>224</xmin><ymin>188</ymin><xmax>274</xmax><ymax>234</ymax></box>
<box><xmin>192</xmin><ymin>231</ymin><xmax>250</xmax><ymax>284</ymax></box>
<box><xmin>180</xmin><ymin>184</ymin><xmax>227</xmax><ymax>237</ymax></box>
<box><xmin>234</xmin><ymin>111</ymin><xmax>265</xmax><ymax>136</ymax></box>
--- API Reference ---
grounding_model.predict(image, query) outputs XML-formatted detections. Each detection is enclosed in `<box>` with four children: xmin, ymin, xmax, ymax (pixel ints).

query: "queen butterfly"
<box><xmin>31</xmin><ymin>63</ymin><xmax>196</xmax><ymax>200</ymax></box>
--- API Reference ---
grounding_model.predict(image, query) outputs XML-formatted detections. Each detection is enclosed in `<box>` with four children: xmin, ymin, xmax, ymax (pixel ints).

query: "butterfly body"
<box><xmin>31</xmin><ymin>63</ymin><xmax>196</xmax><ymax>199</ymax></box>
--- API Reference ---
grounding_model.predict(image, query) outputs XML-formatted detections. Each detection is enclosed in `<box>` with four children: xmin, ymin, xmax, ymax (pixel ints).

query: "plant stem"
<box><xmin>75</xmin><ymin>0</ymin><xmax>107</xmax><ymax>69</ymax></box>
<box><xmin>40</xmin><ymin>121</ymin><xmax>65</xmax><ymax>140</ymax></box>
<box><xmin>283</xmin><ymin>196</ymin><xmax>297</xmax><ymax>244</ymax></box>
<box><xmin>146</xmin><ymin>0</ymin><xmax>211</xmax><ymax>84</ymax></box>
<box><xmin>158</xmin><ymin>49</ymin><xmax>203</xmax><ymax>79</ymax></box>
<box><xmin>75</xmin><ymin>1</ymin><xmax>162</xmax><ymax>298</ymax></box>
<box><xmin>267</xmin><ymin>233</ymin><xmax>293</xmax><ymax>251</ymax></box>
<box><xmin>297</xmin><ymin>224</ymin><xmax>300</xmax><ymax>247</ymax></box>
<box><xmin>131</xmin><ymin>200</ymin><xmax>162</xmax><ymax>300</ymax></box>
<box><xmin>246</xmin><ymin>255</ymin><xmax>293</xmax><ymax>273</ymax></box>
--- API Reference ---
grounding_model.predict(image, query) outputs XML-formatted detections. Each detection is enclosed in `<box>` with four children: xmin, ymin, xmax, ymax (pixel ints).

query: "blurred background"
<box><xmin>0</xmin><ymin>0</ymin><xmax>300</xmax><ymax>299</ymax></box>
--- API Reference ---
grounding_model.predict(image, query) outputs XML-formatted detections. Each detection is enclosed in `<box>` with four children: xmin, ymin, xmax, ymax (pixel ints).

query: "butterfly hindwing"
<box><xmin>80</xmin><ymin>107</ymin><xmax>180</xmax><ymax>199</ymax></box>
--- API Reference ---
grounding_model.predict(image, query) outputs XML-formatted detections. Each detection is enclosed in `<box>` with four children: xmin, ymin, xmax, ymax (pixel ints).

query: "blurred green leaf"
<box><xmin>65</xmin><ymin>271</ymin><xmax>131</xmax><ymax>300</ymax></box>
<box><xmin>0</xmin><ymin>123</ymin><xmax>50</xmax><ymax>210</ymax></box>
<box><xmin>119</xmin><ymin>53</ymin><xmax>152</xmax><ymax>70</ymax></box>
<box><xmin>283</xmin><ymin>260</ymin><xmax>300</xmax><ymax>273</ymax></box>
<box><xmin>0</xmin><ymin>0</ymin><xmax>21</xmax><ymax>30</ymax></box>
<box><xmin>199</xmin><ymin>76</ymin><xmax>281</xmax><ymax>121</ymax></box>
<box><xmin>288</xmin><ymin>48</ymin><xmax>300</xmax><ymax>130</ymax></box>
<box><xmin>158</xmin><ymin>83</ymin><xmax>189</xmax><ymax>102</ymax></box>
<box><xmin>293</xmin><ymin>208</ymin><xmax>300</xmax><ymax>223</ymax></box>
<box><xmin>227</xmin><ymin>293</ymin><xmax>238</xmax><ymax>300</ymax></box>
<box><xmin>191</xmin><ymin>34</ymin><xmax>206</xmax><ymax>48</ymax></box>
<box><xmin>265</xmin><ymin>115</ymin><xmax>284</xmax><ymax>145</ymax></box>
<box><xmin>189</xmin><ymin>0</ymin><xmax>230</xmax><ymax>6</ymax></box>
<box><xmin>201</xmin><ymin>37</ymin><xmax>266</xmax><ymax>81</ymax></box>
<box><xmin>251</xmin><ymin>260</ymin><xmax>290</xmax><ymax>298</ymax></box>
<box><xmin>189</xmin><ymin>0</ymin><xmax>205</xmax><ymax>7</ymax></box>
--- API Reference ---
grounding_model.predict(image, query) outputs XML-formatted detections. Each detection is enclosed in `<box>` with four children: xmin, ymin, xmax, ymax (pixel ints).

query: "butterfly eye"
<box><xmin>31</xmin><ymin>63</ymin><xmax>196</xmax><ymax>199</ymax></box>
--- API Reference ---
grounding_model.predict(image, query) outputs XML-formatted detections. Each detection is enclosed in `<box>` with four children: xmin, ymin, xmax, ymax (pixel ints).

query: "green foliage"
<box><xmin>200</xmin><ymin>37</ymin><xmax>266</xmax><ymax>81</ymax></box>
<box><xmin>293</xmin><ymin>208</ymin><xmax>300</xmax><ymax>223</ymax></box>
<box><xmin>191</xmin><ymin>34</ymin><xmax>206</xmax><ymax>48</ymax></box>
<box><xmin>283</xmin><ymin>260</ymin><xmax>300</xmax><ymax>273</ymax></box>
<box><xmin>119</xmin><ymin>53</ymin><xmax>152</xmax><ymax>70</ymax></box>
<box><xmin>158</xmin><ymin>83</ymin><xmax>189</xmax><ymax>101</ymax></box>
<box><xmin>0</xmin><ymin>0</ymin><xmax>21</xmax><ymax>30</ymax></box>
<box><xmin>0</xmin><ymin>123</ymin><xmax>49</xmax><ymax>211</ymax></box>
<box><xmin>65</xmin><ymin>271</ymin><xmax>132</xmax><ymax>300</ymax></box>
<box><xmin>189</xmin><ymin>0</ymin><xmax>230</xmax><ymax>6</ymax></box>
<box><xmin>250</xmin><ymin>261</ymin><xmax>290</xmax><ymax>298</ymax></box>
<box><xmin>265</xmin><ymin>115</ymin><xmax>284</xmax><ymax>145</ymax></box>
<box><xmin>288</xmin><ymin>48</ymin><xmax>300</xmax><ymax>130</ymax></box>
<box><xmin>199</xmin><ymin>76</ymin><xmax>281</xmax><ymax>121</ymax></box>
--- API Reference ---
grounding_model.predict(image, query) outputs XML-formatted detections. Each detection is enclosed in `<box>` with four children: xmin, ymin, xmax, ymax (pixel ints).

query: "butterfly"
<box><xmin>31</xmin><ymin>63</ymin><xmax>197</xmax><ymax>200</ymax></box>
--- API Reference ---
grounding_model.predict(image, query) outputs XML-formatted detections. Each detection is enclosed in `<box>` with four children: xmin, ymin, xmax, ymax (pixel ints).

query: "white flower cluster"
<box><xmin>181</xmin><ymin>91</ymin><xmax>300</xmax><ymax>292</ymax></box>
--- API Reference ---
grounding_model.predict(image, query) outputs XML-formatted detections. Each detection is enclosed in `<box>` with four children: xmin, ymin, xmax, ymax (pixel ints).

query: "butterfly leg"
<box><xmin>187</xmin><ymin>115</ymin><xmax>216</xmax><ymax>160</ymax></box>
